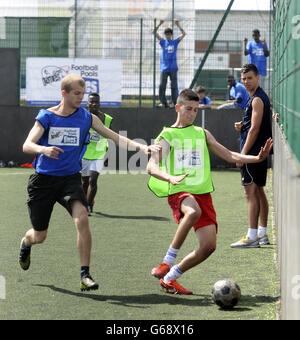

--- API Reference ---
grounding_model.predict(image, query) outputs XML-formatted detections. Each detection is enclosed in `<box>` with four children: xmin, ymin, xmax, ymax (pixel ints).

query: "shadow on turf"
<box><xmin>93</xmin><ymin>211</ymin><xmax>170</xmax><ymax>222</ymax></box>
<box><xmin>33</xmin><ymin>284</ymin><xmax>278</xmax><ymax>311</ymax></box>
<box><xmin>34</xmin><ymin>284</ymin><xmax>213</xmax><ymax>307</ymax></box>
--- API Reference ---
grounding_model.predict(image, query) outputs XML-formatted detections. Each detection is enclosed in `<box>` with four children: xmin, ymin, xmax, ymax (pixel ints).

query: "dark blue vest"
<box><xmin>240</xmin><ymin>87</ymin><xmax>272</xmax><ymax>155</ymax></box>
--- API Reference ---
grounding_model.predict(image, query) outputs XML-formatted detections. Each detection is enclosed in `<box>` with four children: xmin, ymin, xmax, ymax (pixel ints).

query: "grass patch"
<box><xmin>0</xmin><ymin>169</ymin><xmax>279</xmax><ymax>320</ymax></box>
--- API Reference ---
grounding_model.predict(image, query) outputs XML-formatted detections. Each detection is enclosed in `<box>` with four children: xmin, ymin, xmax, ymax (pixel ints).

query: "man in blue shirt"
<box><xmin>217</xmin><ymin>75</ymin><xmax>250</xmax><ymax>110</ymax></box>
<box><xmin>244</xmin><ymin>29</ymin><xmax>270</xmax><ymax>89</ymax></box>
<box><xmin>154</xmin><ymin>20</ymin><xmax>186</xmax><ymax>108</ymax></box>
<box><xmin>195</xmin><ymin>85</ymin><xmax>212</xmax><ymax>109</ymax></box>
<box><xmin>228</xmin><ymin>75</ymin><xmax>250</xmax><ymax>110</ymax></box>
<box><xmin>18</xmin><ymin>74</ymin><xmax>160</xmax><ymax>291</ymax></box>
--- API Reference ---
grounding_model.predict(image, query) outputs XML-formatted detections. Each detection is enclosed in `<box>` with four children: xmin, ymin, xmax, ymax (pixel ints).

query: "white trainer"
<box><xmin>230</xmin><ymin>236</ymin><xmax>260</xmax><ymax>249</ymax></box>
<box><xmin>258</xmin><ymin>235</ymin><xmax>270</xmax><ymax>246</ymax></box>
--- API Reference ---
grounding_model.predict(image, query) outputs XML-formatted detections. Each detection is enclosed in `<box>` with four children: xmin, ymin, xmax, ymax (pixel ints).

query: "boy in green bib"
<box><xmin>147</xmin><ymin>89</ymin><xmax>272</xmax><ymax>295</ymax></box>
<box><xmin>82</xmin><ymin>93</ymin><xmax>113</xmax><ymax>215</ymax></box>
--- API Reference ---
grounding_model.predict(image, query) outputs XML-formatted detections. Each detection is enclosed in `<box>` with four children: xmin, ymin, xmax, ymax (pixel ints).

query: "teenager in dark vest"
<box><xmin>231</xmin><ymin>64</ymin><xmax>273</xmax><ymax>249</ymax></box>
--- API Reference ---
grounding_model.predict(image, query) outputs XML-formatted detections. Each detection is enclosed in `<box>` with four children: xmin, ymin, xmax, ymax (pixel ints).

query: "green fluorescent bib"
<box><xmin>83</xmin><ymin>114</ymin><xmax>113</xmax><ymax>160</ymax></box>
<box><xmin>148</xmin><ymin>125</ymin><xmax>214</xmax><ymax>197</ymax></box>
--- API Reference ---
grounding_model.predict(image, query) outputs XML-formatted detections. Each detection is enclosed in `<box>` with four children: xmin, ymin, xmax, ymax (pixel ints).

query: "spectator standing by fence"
<box><xmin>154</xmin><ymin>20</ymin><xmax>186</xmax><ymax>108</ymax></box>
<box><xmin>244</xmin><ymin>29</ymin><xmax>270</xmax><ymax>90</ymax></box>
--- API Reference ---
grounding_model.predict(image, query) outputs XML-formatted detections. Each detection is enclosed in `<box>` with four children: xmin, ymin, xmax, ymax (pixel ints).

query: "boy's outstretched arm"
<box><xmin>175</xmin><ymin>20</ymin><xmax>186</xmax><ymax>41</ymax></box>
<box><xmin>147</xmin><ymin>139</ymin><xmax>187</xmax><ymax>185</ymax></box>
<box><xmin>91</xmin><ymin>114</ymin><xmax>161</xmax><ymax>155</ymax></box>
<box><xmin>153</xmin><ymin>19</ymin><xmax>164</xmax><ymax>41</ymax></box>
<box><xmin>205</xmin><ymin>129</ymin><xmax>273</xmax><ymax>164</ymax></box>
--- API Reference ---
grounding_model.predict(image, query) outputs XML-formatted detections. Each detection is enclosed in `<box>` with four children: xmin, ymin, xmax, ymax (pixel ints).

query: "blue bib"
<box><xmin>34</xmin><ymin>107</ymin><xmax>92</xmax><ymax>176</ymax></box>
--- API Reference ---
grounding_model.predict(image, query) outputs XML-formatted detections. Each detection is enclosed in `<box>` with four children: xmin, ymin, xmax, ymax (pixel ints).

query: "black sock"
<box><xmin>81</xmin><ymin>266</ymin><xmax>90</xmax><ymax>278</ymax></box>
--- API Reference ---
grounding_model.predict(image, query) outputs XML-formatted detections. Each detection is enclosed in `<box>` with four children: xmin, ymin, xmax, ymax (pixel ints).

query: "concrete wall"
<box><xmin>0</xmin><ymin>107</ymin><xmax>242</xmax><ymax>168</ymax></box>
<box><xmin>0</xmin><ymin>49</ymin><xmax>20</xmax><ymax>106</ymax></box>
<box><xmin>273</xmin><ymin>123</ymin><xmax>300</xmax><ymax>320</ymax></box>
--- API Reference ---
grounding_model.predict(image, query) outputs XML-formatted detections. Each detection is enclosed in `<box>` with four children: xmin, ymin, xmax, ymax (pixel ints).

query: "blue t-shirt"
<box><xmin>199</xmin><ymin>96</ymin><xmax>212</xmax><ymax>106</ymax></box>
<box><xmin>159</xmin><ymin>38</ymin><xmax>181</xmax><ymax>72</ymax></box>
<box><xmin>247</xmin><ymin>40</ymin><xmax>268</xmax><ymax>76</ymax></box>
<box><xmin>229</xmin><ymin>82</ymin><xmax>250</xmax><ymax>110</ymax></box>
<box><xmin>34</xmin><ymin>107</ymin><xmax>92</xmax><ymax>176</ymax></box>
<box><xmin>240</xmin><ymin>87</ymin><xmax>272</xmax><ymax>154</ymax></box>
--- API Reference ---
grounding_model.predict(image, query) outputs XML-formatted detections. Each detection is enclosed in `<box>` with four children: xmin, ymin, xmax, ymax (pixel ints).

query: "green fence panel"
<box><xmin>0</xmin><ymin>17</ymin><xmax>70</xmax><ymax>88</ymax></box>
<box><xmin>273</xmin><ymin>0</ymin><xmax>300</xmax><ymax>163</ymax></box>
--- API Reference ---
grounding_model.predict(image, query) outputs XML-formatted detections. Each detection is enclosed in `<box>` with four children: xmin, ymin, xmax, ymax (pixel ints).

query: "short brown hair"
<box><xmin>61</xmin><ymin>74</ymin><xmax>85</xmax><ymax>93</ymax></box>
<box><xmin>241</xmin><ymin>63</ymin><xmax>259</xmax><ymax>76</ymax></box>
<box><xmin>177</xmin><ymin>89</ymin><xmax>199</xmax><ymax>104</ymax></box>
<box><xmin>195</xmin><ymin>85</ymin><xmax>206</xmax><ymax>94</ymax></box>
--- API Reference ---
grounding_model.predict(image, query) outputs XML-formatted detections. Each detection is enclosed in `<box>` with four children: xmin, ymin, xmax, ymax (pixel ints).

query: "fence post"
<box><xmin>139</xmin><ymin>18</ymin><xmax>143</xmax><ymax>108</ymax></box>
<box><xmin>0</xmin><ymin>275</ymin><xmax>5</xmax><ymax>300</ymax></box>
<box><xmin>18</xmin><ymin>18</ymin><xmax>22</xmax><ymax>100</ymax></box>
<box><xmin>201</xmin><ymin>109</ymin><xmax>206</xmax><ymax>128</ymax></box>
<box><xmin>171</xmin><ymin>0</ymin><xmax>175</xmax><ymax>32</ymax></box>
<box><xmin>74</xmin><ymin>0</ymin><xmax>78</xmax><ymax>57</ymax></box>
<box><xmin>153</xmin><ymin>18</ymin><xmax>157</xmax><ymax>109</ymax></box>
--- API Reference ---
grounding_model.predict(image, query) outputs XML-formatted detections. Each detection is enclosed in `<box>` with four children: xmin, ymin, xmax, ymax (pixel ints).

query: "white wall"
<box><xmin>195</xmin><ymin>10</ymin><xmax>271</xmax><ymax>43</ymax></box>
<box><xmin>274</xmin><ymin>124</ymin><xmax>300</xmax><ymax>320</ymax></box>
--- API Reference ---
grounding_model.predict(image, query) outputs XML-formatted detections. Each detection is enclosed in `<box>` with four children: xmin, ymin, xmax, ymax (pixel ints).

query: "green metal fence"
<box><xmin>0</xmin><ymin>2</ymin><xmax>272</xmax><ymax>108</ymax></box>
<box><xmin>273</xmin><ymin>0</ymin><xmax>300</xmax><ymax>163</ymax></box>
<box><xmin>0</xmin><ymin>18</ymin><xmax>70</xmax><ymax>88</ymax></box>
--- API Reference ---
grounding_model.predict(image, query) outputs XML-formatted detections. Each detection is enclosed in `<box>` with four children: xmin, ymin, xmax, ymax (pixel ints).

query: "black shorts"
<box><xmin>27</xmin><ymin>173</ymin><xmax>88</xmax><ymax>231</ymax></box>
<box><xmin>240</xmin><ymin>159</ymin><xmax>268</xmax><ymax>187</ymax></box>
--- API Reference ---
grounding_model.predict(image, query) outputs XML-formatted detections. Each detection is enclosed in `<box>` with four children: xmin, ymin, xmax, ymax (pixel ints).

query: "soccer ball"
<box><xmin>212</xmin><ymin>279</ymin><xmax>241</xmax><ymax>309</ymax></box>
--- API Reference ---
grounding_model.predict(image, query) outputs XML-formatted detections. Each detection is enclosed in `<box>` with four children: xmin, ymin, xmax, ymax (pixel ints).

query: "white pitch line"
<box><xmin>0</xmin><ymin>172</ymin><xmax>32</xmax><ymax>176</ymax></box>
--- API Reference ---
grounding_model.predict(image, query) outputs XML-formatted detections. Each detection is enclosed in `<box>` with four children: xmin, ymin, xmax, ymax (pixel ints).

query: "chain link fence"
<box><xmin>273</xmin><ymin>0</ymin><xmax>300</xmax><ymax>163</ymax></box>
<box><xmin>272</xmin><ymin>0</ymin><xmax>300</xmax><ymax>320</ymax></box>
<box><xmin>0</xmin><ymin>1</ymin><xmax>272</xmax><ymax>107</ymax></box>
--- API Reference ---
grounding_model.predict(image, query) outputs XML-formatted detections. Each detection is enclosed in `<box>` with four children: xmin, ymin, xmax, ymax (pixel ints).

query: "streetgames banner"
<box><xmin>26</xmin><ymin>58</ymin><xmax>122</xmax><ymax>107</ymax></box>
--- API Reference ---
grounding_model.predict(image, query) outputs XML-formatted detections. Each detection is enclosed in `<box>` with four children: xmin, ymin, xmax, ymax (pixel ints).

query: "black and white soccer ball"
<box><xmin>212</xmin><ymin>279</ymin><xmax>241</xmax><ymax>309</ymax></box>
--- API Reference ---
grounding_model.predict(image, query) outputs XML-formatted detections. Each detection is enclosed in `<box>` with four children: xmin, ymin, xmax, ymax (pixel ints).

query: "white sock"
<box><xmin>258</xmin><ymin>226</ymin><xmax>267</xmax><ymax>238</ymax></box>
<box><xmin>163</xmin><ymin>246</ymin><xmax>179</xmax><ymax>266</ymax></box>
<box><xmin>163</xmin><ymin>265</ymin><xmax>183</xmax><ymax>282</ymax></box>
<box><xmin>247</xmin><ymin>228</ymin><xmax>258</xmax><ymax>240</ymax></box>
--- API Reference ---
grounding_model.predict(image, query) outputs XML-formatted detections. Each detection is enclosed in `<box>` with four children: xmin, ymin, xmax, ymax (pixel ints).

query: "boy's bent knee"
<box><xmin>185</xmin><ymin>209</ymin><xmax>201</xmax><ymax>223</ymax></box>
<box><xmin>33</xmin><ymin>231</ymin><xmax>47</xmax><ymax>244</ymax></box>
<box><xmin>75</xmin><ymin>212</ymin><xmax>89</xmax><ymax>226</ymax></box>
<box><xmin>74</xmin><ymin>209</ymin><xmax>89</xmax><ymax>230</ymax></box>
<box><xmin>202</xmin><ymin>243</ymin><xmax>216</xmax><ymax>256</ymax></box>
<box><xmin>196</xmin><ymin>242</ymin><xmax>216</xmax><ymax>258</ymax></box>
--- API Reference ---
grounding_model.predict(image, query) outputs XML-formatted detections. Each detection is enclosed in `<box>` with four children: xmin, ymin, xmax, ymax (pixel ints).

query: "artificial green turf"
<box><xmin>0</xmin><ymin>169</ymin><xmax>279</xmax><ymax>320</ymax></box>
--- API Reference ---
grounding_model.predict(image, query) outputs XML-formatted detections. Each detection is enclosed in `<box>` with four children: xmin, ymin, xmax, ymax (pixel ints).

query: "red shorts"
<box><xmin>168</xmin><ymin>192</ymin><xmax>217</xmax><ymax>231</ymax></box>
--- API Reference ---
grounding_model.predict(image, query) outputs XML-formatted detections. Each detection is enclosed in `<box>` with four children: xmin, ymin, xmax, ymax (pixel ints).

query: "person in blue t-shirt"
<box><xmin>244</xmin><ymin>29</ymin><xmax>270</xmax><ymax>89</ymax></box>
<box><xmin>217</xmin><ymin>75</ymin><xmax>250</xmax><ymax>110</ymax></box>
<box><xmin>154</xmin><ymin>20</ymin><xmax>186</xmax><ymax>108</ymax></box>
<box><xmin>195</xmin><ymin>85</ymin><xmax>212</xmax><ymax>109</ymax></box>
<box><xmin>18</xmin><ymin>74</ymin><xmax>160</xmax><ymax>292</ymax></box>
